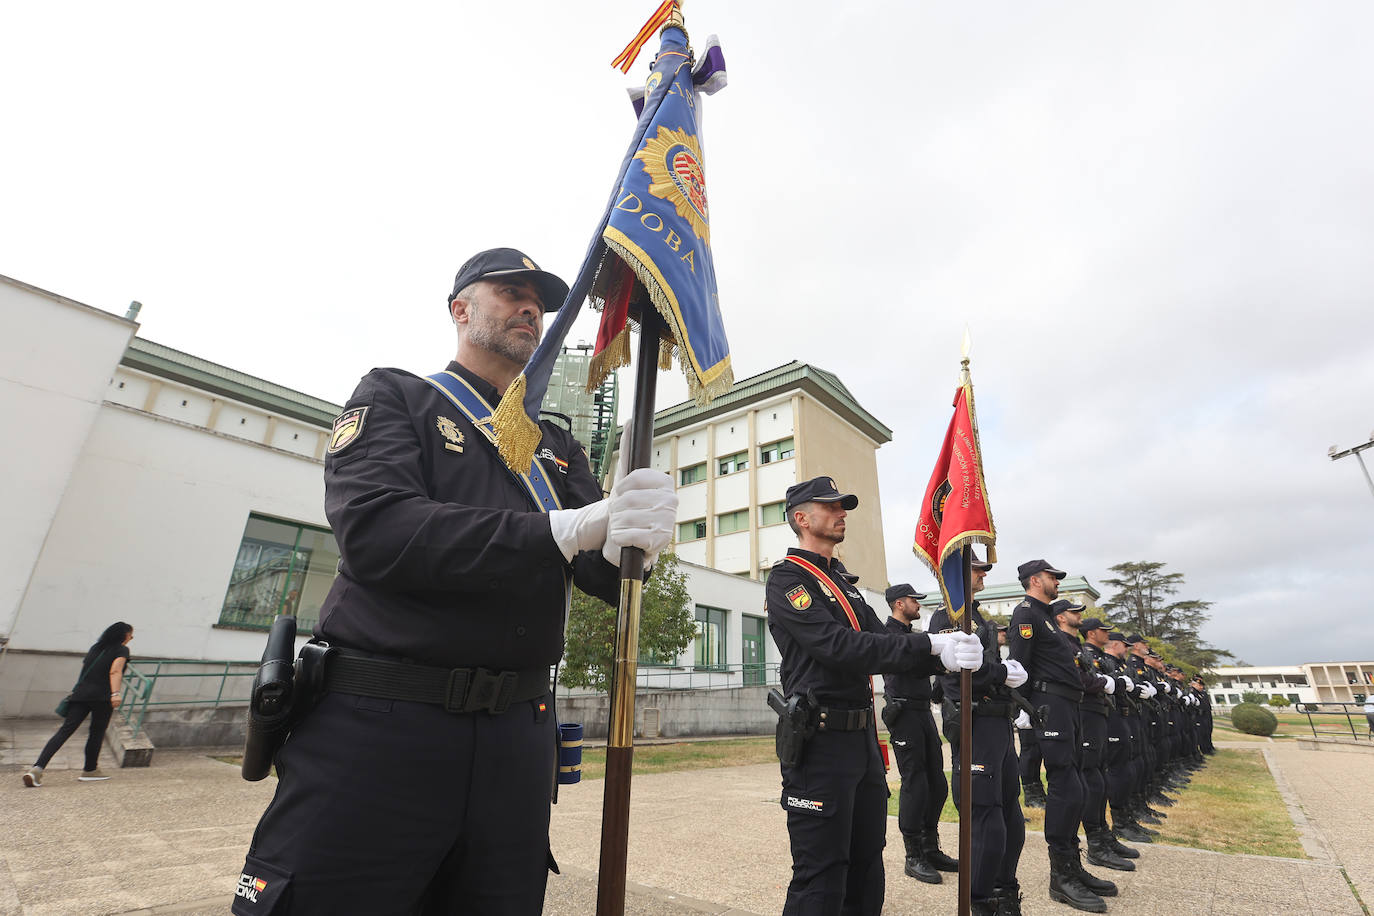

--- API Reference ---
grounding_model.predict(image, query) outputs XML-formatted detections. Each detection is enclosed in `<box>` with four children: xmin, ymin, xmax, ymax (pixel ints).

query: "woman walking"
<box><xmin>23</xmin><ymin>622</ymin><xmax>134</xmax><ymax>786</ymax></box>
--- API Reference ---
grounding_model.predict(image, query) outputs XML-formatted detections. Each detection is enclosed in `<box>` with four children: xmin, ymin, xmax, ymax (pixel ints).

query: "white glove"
<box><xmin>1119</xmin><ymin>674</ymin><xmax>1134</xmax><ymax>692</ymax></box>
<box><xmin>928</xmin><ymin>632</ymin><xmax>983</xmax><ymax>671</ymax></box>
<box><xmin>602</xmin><ymin>468</ymin><xmax>678</xmax><ymax>567</ymax></box>
<box><xmin>1014</xmin><ymin>710</ymin><xmax>1031</xmax><ymax>729</ymax></box>
<box><xmin>1002</xmin><ymin>658</ymin><xmax>1028</xmax><ymax>688</ymax></box>
<box><xmin>548</xmin><ymin>500</ymin><xmax>610</xmax><ymax>563</ymax></box>
<box><xmin>1140</xmin><ymin>682</ymin><xmax>1157</xmax><ymax>699</ymax></box>
<box><xmin>1100</xmin><ymin>674</ymin><xmax>1116</xmax><ymax>695</ymax></box>
<box><xmin>1187</xmin><ymin>694</ymin><xmax>1199</xmax><ymax>707</ymax></box>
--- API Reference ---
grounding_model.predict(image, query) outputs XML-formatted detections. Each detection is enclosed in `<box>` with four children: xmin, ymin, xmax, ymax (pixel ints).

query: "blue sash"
<box><xmin>424</xmin><ymin>370</ymin><xmax>563</xmax><ymax>514</ymax></box>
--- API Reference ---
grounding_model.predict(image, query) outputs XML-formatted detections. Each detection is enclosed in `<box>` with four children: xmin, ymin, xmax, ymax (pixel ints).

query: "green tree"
<box><xmin>560</xmin><ymin>551</ymin><xmax>698</xmax><ymax>692</ymax></box>
<box><xmin>1099</xmin><ymin>561</ymin><xmax>1233</xmax><ymax>671</ymax></box>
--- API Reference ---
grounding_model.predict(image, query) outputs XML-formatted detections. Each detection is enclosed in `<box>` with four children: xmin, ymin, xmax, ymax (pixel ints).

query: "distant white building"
<box><xmin>917</xmin><ymin>577</ymin><xmax>1102</xmax><ymax>622</ymax></box>
<box><xmin>1209</xmin><ymin>663</ymin><xmax>1374</xmax><ymax>707</ymax></box>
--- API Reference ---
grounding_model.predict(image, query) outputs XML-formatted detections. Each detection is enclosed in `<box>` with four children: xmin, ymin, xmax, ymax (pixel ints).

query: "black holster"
<box><xmin>242</xmin><ymin>616</ymin><xmax>298</xmax><ymax>782</ymax></box>
<box><xmin>769</xmin><ymin>688</ymin><xmax>816</xmax><ymax>767</ymax></box>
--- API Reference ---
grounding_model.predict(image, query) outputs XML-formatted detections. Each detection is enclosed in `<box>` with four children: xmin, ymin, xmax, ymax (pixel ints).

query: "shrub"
<box><xmin>1240</xmin><ymin>690</ymin><xmax>1267</xmax><ymax>705</ymax></box>
<box><xmin>1231</xmin><ymin>702</ymin><xmax>1278</xmax><ymax>736</ymax></box>
<box><xmin>1268</xmin><ymin>695</ymin><xmax>1290</xmax><ymax>708</ymax></box>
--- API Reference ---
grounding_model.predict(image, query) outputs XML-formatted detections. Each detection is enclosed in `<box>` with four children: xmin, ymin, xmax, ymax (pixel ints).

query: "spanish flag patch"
<box><xmin>786</xmin><ymin>585</ymin><xmax>811</xmax><ymax>611</ymax></box>
<box><xmin>1018</xmin><ymin>623</ymin><xmax>1033</xmax><ymax>639</ymax></box>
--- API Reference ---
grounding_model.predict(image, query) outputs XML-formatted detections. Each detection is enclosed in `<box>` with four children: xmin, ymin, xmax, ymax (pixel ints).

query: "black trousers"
<box><xmin>1079</xmin><ymin>708</ymin><xmax>1108</xmax><ymax>831</ymax></box>
<box><xmin>1104</xmin><ymin>712</ymin><xmax>1134</xmax><ymax>812</ymax></box>
<box><xmin>35</xmin><ymin>700</ymin><xmax>112</xmax><ymax>772</ymax></box>
<box><xmin>887</xmin><ymin>702</ymin><xmax>947</xmax><ymax>840</ymax></box>
<box><xmin>947</xmin><ymin>710</ymin><xmax>1024</xmax><ymax>903</ymax></box>
<box><xmin>236</xmin><ymin>690</ymin><xmax>556</xmax><ymax>916</ymax></box>
<box><xmin>1031</xmin><ymin>690</ymin><xmax>1084</xmax><ymax>855</ymax></box>
<box><xmin>779</xmin><ymin>727</ymin><xmax>888</xmax><ymax>916</ymax></box>
<box><xmin>1017</xmin><ymin>726</ymin><xmax>1043</xmax><ymax>790</ymax></box>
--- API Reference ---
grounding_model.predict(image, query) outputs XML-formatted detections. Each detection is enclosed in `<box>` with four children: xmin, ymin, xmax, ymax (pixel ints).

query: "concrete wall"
<box><xmin>560</xmin><ymin>686</ymin><xmax>776</xmax><ymax>739</ymax></box>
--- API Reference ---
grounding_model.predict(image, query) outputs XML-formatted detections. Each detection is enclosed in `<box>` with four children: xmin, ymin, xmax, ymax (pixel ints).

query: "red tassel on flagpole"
<box><xmin>611</xmin><ymin>0</ymin><xmax>676</xmax><ymax>73</ymax></box>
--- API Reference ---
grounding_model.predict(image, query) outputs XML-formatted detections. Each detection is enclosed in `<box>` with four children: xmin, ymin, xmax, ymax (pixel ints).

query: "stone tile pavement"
<box><xmin>1</xmin><ymin>718</ymin><xmax>1369</xmax><ymax>915</ymax></box>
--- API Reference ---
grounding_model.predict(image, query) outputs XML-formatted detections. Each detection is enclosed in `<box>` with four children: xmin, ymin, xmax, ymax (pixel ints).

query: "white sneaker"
<box><xmin>22</xmin><ymin>766</ymin><xmax>43</xmax><ymax>787</ymax></box>
<box><xmin>78</xmin><ymin>768</ymin><xmax>111</xmax><ymax>781</ymax></box>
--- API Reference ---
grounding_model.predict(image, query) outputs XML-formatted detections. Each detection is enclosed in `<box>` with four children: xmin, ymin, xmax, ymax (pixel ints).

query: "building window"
<box><xmin>759</xmin><ymin>501</ymin><xmax>787</xmax><ymax>527</ymax></box>
<box><xmin>680</xmin><ymin>463</ymin><xmax>706</xmax><ymax>486</ymax></box>
<box><xmin>717</xmin><ymin>451</ymin><xmax>748</xmax><ymax>476</ymax></box>
<box><xmin>695</xmin><ymin>605</ymin><xmax>726</xmax><ymax>670</ymax></box>
<box><xmin>716</xmin><ymin>509</ymin><xmax>749</xmax><ymax>535</ymax></box>
<box><xmin>677</xmin><ymin>519</ymin><xmax>707</xmax><ymax>542</ymax></box>
<box><xmin>759</xmin><ymin>436</ymin><xmax>795</xmax><ymax>464</ymax></box>
<box><xmin>1213</xmin><ymin>694</ymin><xmax>1225</xmax><ymax>704</ymax></box>
<box><xmin>1228</xmin><ymin>694</ymin><xmax>1240</xmax><ymax>705</ymax></box>
<box><xmin>218</xmin><ymin>514</ymin><xmax>339</xmax><ymax>632</ymax></box>
<box><xmin>1288</xmin><ymin>694</ymin><xmax>1300</xmax><ymax>703</ymax></box>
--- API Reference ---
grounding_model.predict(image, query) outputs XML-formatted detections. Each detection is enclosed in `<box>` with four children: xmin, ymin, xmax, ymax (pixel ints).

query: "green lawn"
<box><xmin>577</xmin><ymin>736</ymin><xmax>777</xmax><ymax>781</ymax></box>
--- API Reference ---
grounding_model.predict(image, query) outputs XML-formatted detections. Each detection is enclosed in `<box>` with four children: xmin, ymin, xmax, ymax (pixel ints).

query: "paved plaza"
<box><xmin>1</xmin><ymin>719</ymin><xmax>1370</xmax><ymax>915</ymax></box>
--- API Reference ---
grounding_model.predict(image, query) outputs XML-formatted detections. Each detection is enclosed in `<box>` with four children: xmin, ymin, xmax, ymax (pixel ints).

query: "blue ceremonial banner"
<box><xmin>489</xmin><ymin>19</ymin><xmax>731</xmax><ymax>473</ymax></box>
<box><xmin>940</xmin><ymin>546</ymin><xmax>972</xmax><ymax>628</ymax></box>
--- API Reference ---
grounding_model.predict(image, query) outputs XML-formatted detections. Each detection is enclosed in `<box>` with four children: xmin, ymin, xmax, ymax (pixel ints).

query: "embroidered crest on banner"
<box><xmin>931</xmin><ymin>479</ymin><xmax>952</xmax><ymax>526</ymax></box>
<box><xmin>328</xmin><ymin>407</ymin><xmax>368</xmax><ymax>454</ymax></box>
<box><xmin>786</xmin><ymin>586</ymin><xmax>811</xmax><ymax>611</ymax></box>
<box><xmin>435</xmin><ymin>416</ymin><xmax>465</xmax><ymax>453</ymax></box>
<box><xmin>1018</xmin><ymin>623</ymin><xmax>1033</xmax><ymax>639</ymax></box>
<box><xmin>637</xmin><ymin>126</ymin><xmax>710</xmax><ymax>243</ymax></box>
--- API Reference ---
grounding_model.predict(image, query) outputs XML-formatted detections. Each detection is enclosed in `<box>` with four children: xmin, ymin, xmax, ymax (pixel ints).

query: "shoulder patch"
<box><xmin>328</xmin><ymin>407</ymin><xmax>368</xmax><ymax>454</ymax></box>
<box><xmin>1018</xmin><ymin>623</ymin><xmax>1033</xmax><ymax>639</ymax></box>
<box><xmin>785</xmin><ymin>585</ymin><xmax>812</xmax><ymax>611</ymax></box>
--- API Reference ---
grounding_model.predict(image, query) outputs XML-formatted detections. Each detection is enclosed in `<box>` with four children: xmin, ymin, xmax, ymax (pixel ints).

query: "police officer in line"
<box><xmin>1191</xmin><ymin>675</ymin><xmax>1216</xmax><ymax>754</ymax></box>
<box><xmin>881</xmin><ymin>584</ymin><xmax>958</xmax><ymax>885</ymax></box>
<box><xmin>928</xmin><ymin>553</ymin><xmax>1030</xmax><ymax>916</ymax></box>
<box><xmin>1017</xmin><ymin>699</ymin><xmax>1047</xmax><ymax>809</ymax></box>
<box><xmin>1097</xmin><ymin>631</ymin><xmax>1158</xmax><ymax>845</ymax></box>
<box><xmin>1061</xmin><ymin>612</ymin><xmax>1137</xmax><ymax>872</ymax></box>
<box><xmin>234</xmin><ymin>248</ymin><xmax>679</xmax><ymax>915</ymax></box>
<box><xmin>766</xmin><ymin>476</ymin><xmax>983</xmax><ymax>915</ymax></box>
<box><xmin>1123</xmin><ymin>637</ymin><xmax>1175</xmax><ymax>816</ymax></box>
<box><xmin>1007</xmin><ymin>561</ymin><xmax>1117</xmax><ymax>913</ymax></box>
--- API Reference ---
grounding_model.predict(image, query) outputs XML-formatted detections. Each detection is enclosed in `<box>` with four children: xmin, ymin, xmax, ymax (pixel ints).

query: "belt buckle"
<box><xmin>463</xmin><ymin>668</ymin><xmax>517</xmax><ymax>714</ymax></box>
<box><xmin>443</xmin><ymin>668</ymin><xmax>472</xmax><ymax>713</ymax></box>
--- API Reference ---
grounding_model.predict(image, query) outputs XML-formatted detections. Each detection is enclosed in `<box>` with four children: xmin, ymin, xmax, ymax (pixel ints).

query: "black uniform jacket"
<box><xmin>766</xmin><ymin>548</ymin><xmax>938</xmax><ymax>709</ymax></box>
<box><xmin>927</xmin><ymin>602</ymin><xmax>1006</xmax><ymax>702</ymax></box>
<box><xmin>315</xmin><ymin>362</ymin><xmax>621</xmax><ymax>669</ymax></box>
<box><xmin>1007</xmin><ymin>595</ymin><xmax>1081</xmax><ymax>691</ymax></box>
<box><xmin>881</xmin><ymin>617</ymin><xmax>934</xmax><ymax>701</ymax></box>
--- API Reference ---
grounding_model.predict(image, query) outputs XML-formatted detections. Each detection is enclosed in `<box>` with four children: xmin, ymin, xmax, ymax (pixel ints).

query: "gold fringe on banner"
<box><xmin>490</xmin><ymin>373</ymin><xmax>543</xmax><ymax>473</ymax></box>
<box><xmin>586</xmin><ymin>327</ymin><xmax>632</xmax><ymax>393</ymax></box>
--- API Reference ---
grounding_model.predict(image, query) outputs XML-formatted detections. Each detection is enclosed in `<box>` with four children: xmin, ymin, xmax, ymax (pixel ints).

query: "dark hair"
<box><xmin>92</xmin><ymin>621</ymin><xmax>133</xmax><ymax>651</ymax></box>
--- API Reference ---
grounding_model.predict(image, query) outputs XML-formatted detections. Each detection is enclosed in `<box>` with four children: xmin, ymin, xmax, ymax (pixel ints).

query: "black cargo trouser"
<box><xmin>947</xmin><ymin>707</ymin><xmax>1025</xmax><ymax>904</ymax></box>
<box><xmin>780</xmin><ymin>726</ymin><xmax>888</xmax><ymax>916</ymax></box>
<box><xmin>1079</xmin><ymin>707</ymin><xmax>1109</xmax><ymax>831</ymax></box>
<box><xmin>887</xmin><ymin>702</ymin><xmax>947</xmax><ymax>840</ymax></box>
<box><xmin>235</xmin><ymin>689</ymin><xmax>557</xmax><ymax>915</ymax></box>
<box><xmin>1017</xmin><ymin>725</ymin><xmax>1043</xmax><ymax>790</ymax></box>
<box><xmin>1031</xmin><ymin>690</ymin><xmax>1085</xmax><ymax>855</ymax></box>
<box><xmin>1104</xmin><ymin>711</ymin><xmax>1134</xmax><ymax>812</ymax></box>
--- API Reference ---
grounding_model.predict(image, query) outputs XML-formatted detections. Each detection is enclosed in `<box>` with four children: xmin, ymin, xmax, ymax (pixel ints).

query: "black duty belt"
<box><xmin>325</xmin><ymin>650</ymin><xmax>549</xmax><ymax>715</ymax></box>
<box><xmin>1031</xmin><ymin>681</ymin><xmax>1084</xmax><ymax>703</ymax></box>
<box><xmin>949</xmin><ymin>699</ymin><xmax>1014</xmax><ymax>718</ymax></box>
<box><xmin>816</xmin><ymin>706</ymin><xmax>873</xmax><ymax>731</ymax></box>
<box><xmin>1082</xmin><ymin>698</ymin><xmax>1111</xmax><ymax>716</ymax></box>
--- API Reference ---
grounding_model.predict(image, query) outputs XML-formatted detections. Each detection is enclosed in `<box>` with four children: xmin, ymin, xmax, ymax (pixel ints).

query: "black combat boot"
<box><xmin>1048</xmin><ymin>851</ymin><xmax>1107</xmax><ymax>913</ymax></box>
<box><xmin>903</xmin><ymin>833</ymin><xmax>941</xmax><ymax>884</ymax></box>
<box><xmin>1022</xmin><ymin>782</ymin><xmax>1048</xmax><ymax>808</ymax></box>
<box><xmin>1136</xmin><ymin>807</ymin><xmax>1163</xmax><ymax>825</ymax></box>
<box><xmin>970</xmin><ymin>898</ymin><xmax>999</xmax><ymax>916</ymax></box>
<box><xmin>994</xmin><ymin>880</ymin><xmax>1024</xmax><ymax>915</ymax></box>
<box><xmin>1150</xmin><ymin>788</ymin><xmax>1177</xmax><ymax>807</ymax></box>
<box><xmin>1086</xmin><ymin>827</ymin><xmax>1136</xmax><ymax>871</ymax></box>
<box><xmin>1073</xmin><ymin>850</ymin><xmax>1119</xmax><ymax>897</ymax></box>
<box><xmin>1114</xmin><ymin>817</ymin><xmax>1154</xmax><ymax>844</ymax></box>
<box><xmin>1106</xmin><ymin>812</ymin><xmax>1143</xmax><ymax>854</ymax></box>
<box><xmin>922</xmin><ymin>828</ymin><xmax>959</xmax><ymax>872</ymax></box>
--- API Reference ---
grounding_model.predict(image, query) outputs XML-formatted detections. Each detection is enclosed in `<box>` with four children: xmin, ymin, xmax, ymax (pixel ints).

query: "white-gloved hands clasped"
<box><xmin>549</xmin><ymin>500</ymin><xmax>611</xmax><ymax>563</ymax></box>
<box><xmin>1119</xmin><ymin>674</ymin><xmax>1134</xmax><ymax>693</ymax></box>
<box><xmin>602</xmin><ymin>468</ymin><xmax>678</xmax><ymax>567</ymax></box>
<box><xmin>1013</xmin><ymin>710</ymin><xmax>1032</xmax><ymax>729</ymax></box>
<box><xmin>1003</xmin><ymin>658</ymin><xmax>1028</xmax><ymax>688</ymax></box>
<box><xmin>1101</xmin><ymin>674</ymin><xmax>1116</xmax><ymax>695</ymax></box>
<box><xmin>928</xmin><ymin>632</ymin><xmax>983</xmax><ymax>671</ymax></box>
<box><xmin>1139</xmin><ymin>681</ymin><xmax>1157</xmax><ymax>699</ymax></box>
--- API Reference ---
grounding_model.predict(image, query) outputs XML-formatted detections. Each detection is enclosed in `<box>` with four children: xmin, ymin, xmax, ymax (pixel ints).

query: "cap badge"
<box><xmin>328</xmin><ymin>407</ymin><xmax>368</xmax><ymax>454</ymax></box>
<box><xmin>436</xmin><ymin>416</ymin><xmax>465</xmax><ymax>453</ymax></box>
<box><xmin>522</xmin><ymin>257</ymin><xmax>537</xmax><ymax>270</ymax></box>
<box><xmin>786</xmin><ymin>585</ymin><xmax>811</xmax><ymax>611</ymax></box>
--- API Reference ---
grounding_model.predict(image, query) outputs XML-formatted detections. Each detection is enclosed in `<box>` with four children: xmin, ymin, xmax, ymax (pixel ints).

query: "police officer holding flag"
<box><xmin>767</xmin><ymin>476</ymin><xmax>983</xmax><ymax>915</ymax></box>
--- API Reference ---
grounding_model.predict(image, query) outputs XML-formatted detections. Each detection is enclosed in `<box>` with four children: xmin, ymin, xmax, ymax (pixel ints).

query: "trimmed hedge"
<box><xmin>1230</xmin><ymin>702</ymin><xmax>1278</xmax><ymax>736</ymax></box>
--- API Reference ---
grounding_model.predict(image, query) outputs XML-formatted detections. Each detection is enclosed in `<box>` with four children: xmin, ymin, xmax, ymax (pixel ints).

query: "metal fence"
<box><xmin>1294</xmin><ymin>701</ymin><xmax>1374</xmax><ymax>741</ymax></box>
<box><xmin>556</xmin><ymin>662</ymin><xmax>783</xmax><ymax>696</ymax></box>
<box><xmin>117</xmin><ymin>658</ymin><xmax>258</xmax><ymax>738</ymax></box>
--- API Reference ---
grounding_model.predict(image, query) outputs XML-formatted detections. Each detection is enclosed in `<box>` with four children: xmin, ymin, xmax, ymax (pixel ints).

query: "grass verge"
<box><xmin>578</xmin><ymin>736</ymin><xmax>777</xmax><ymax>781</ymax></box>
<box><xmin>890</xmin><ymin>748</ymin><xmax>1304</xmax><ymax>857</ymax></box>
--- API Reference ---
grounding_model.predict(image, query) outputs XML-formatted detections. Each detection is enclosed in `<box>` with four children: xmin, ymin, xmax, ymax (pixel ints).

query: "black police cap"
<box><xmin>1050</xmin><ymin>599</ymin><xmax>1086</xmax><ymax>615</ymax></box>
<box><xmin>1108</xmin><ymin>631</ymin><xmax>1127</xmax><ymax>643</ymax></box>
<box><xmin>1080</xmin><ymin>617</ymin><xmax>1106</xmax><ymax>633</ymax></box>
<box><xmin>1018</xmin><ymin>559</ymin><xmax>1066</xmax><ymax>580</ymax></box>
<box><xmin>970</xmin><ymin>552</ymin><xmax>993</xmax><ymax>572</ymax></box>
<box><xmin>885</xmin><ymin>583</ymin><xmax>926</xmax><ymax>604</ymax></box>
<box><xmin>785</xmin><ymin>476</ymin><xmax>858</xmax><ymax>512</ymax></box>
<box><xmin>448</xmin><ymin>247</ymin><xmax>569</xmax><ymax>312</ymax></box>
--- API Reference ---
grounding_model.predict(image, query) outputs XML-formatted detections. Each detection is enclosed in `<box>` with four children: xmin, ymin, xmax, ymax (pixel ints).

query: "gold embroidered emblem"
<box><xmin>636</xmin><ymin>126</ymin><xmax>710</xmax><ymax>244</ymax></box>
<box><xmin>816</xmin><ymin>580</ymin><xmax>834</xmax><ymax>601</ymax></box>
<box><xmin>436</xmin><ymin>416</ymin><xmax>465</xmax><ymax>453</ymax></box>
<box><xmin>522</xmin><ymin>257</ymin><xmax>537</xmax><ymax>270</ymax></box>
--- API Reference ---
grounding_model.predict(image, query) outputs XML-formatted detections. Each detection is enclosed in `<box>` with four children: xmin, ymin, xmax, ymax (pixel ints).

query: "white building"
<box><xmin>1209</xmin><ymin>663</ymin><xmax>1374</xmax><ymax>707</ymax></box>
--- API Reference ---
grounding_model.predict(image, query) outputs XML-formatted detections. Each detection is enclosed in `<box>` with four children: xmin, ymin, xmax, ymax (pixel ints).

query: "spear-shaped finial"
<box><xmin>960</xmin><ymin>326</ymin><xmax>972</xmax><ymax>385</ymax></box>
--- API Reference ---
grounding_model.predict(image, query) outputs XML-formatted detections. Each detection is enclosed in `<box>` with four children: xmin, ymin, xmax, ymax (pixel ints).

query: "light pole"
<box><xmin>1329</xmin><ymin>432</ymin><xmax>1374</xmax><ymax>499</ymax></box>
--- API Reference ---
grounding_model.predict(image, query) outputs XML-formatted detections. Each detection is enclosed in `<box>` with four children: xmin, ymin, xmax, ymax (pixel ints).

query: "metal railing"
<box><xmin>557</xmin><ymin>662</ymin><xmax>782</xmax><ymax>696</ymax></box>
<box><xmin>1294</xmin><ymin>702</ymin><xmax>1374</xmax><ymax>742</ymax></box>
<box><xmin>117</xmin><ymin>658</ymin><xmax>259</xmax><ymax>738</ymax></box>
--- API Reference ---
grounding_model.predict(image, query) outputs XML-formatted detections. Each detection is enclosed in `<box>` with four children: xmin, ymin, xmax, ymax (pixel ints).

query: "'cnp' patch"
<box><xmin>328</xmin><ymin>407</ymin><xmax>368</xmax><ymax>454</ymax></box>
<box><xmin>1018</xmin><ymin>623</ymin><xmax>1033</xmax><ymax>639</ymax></box>
<box><xmin>786</xmin><ymin>586</ymin><xmax>812</xmax><ymax>611</ymax></box>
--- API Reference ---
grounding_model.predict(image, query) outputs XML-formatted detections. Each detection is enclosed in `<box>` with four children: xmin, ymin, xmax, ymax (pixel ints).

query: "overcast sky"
<box><xmin>5</xmin><ymin>2</ymin><xmax>1371</xmax><ymax>667</ymax></box>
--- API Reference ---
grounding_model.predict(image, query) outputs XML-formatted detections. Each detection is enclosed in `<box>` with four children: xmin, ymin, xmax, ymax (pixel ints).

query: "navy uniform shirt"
<box><xmin>766</xmin><ymin>548</ymin><xmax>939</xmax><ymax>709</ymax></box>
<box><xmin>1007</xmin><ymin>595</ymin><xmax>1081</xmax><ymax>691</ymax></box>
<box><xmin>881</xmin><ymin>617</ymin><xmax>935</xmax><ymax>701</ymax></box>
<box><xmin>315</xmin><ymin>362</ymin><xmax>621</xmax><ymax>669</ymax></box>
<box><xmin>926</xmin><ymin>602</ymin><xmax>1007</xmax><ymax>702</ymax></box>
